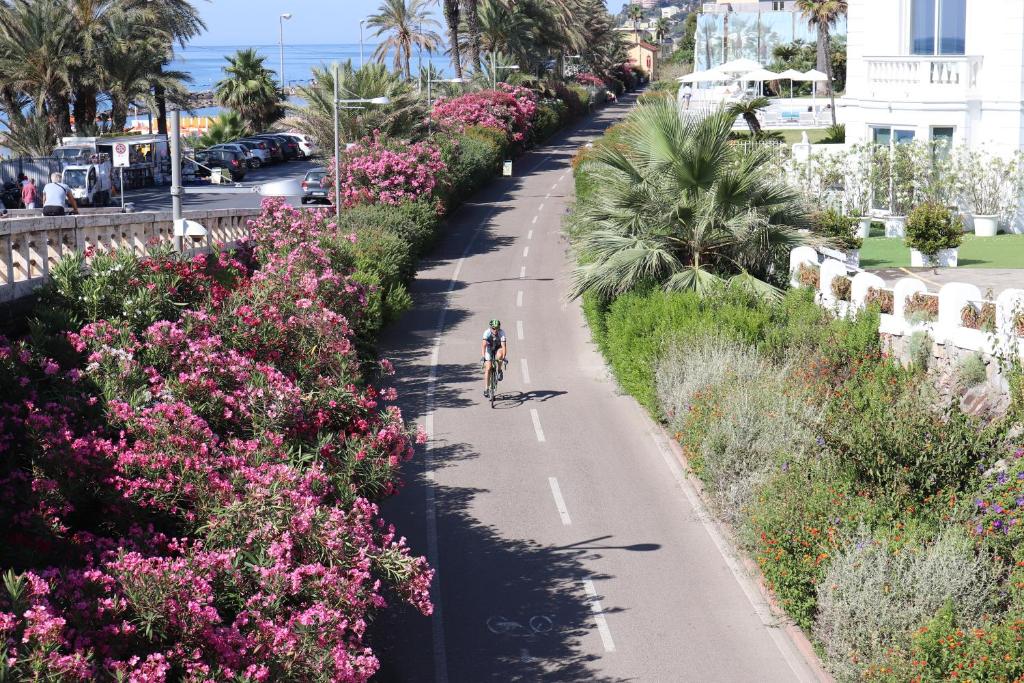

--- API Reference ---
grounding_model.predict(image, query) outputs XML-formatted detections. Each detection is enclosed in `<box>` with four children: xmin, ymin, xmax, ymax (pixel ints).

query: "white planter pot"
<box><xmin>857</xmin><ymin>217</ymin><xmax>872</xmax><ymax>239</ymax></box>
<box><xmin>885</xmin><ymin>216</ymin><xmax>906</xmax><ymax>238</ymax></box>
<box><xmin>910</xmin><ymin>248</ymin><xmax>958</xmax><ymax>268</ymax></box>
<box><xmin>844</xmin><ymin>249</ymin><xmax>860</xmax><ymax>268</ymax></box>
<box><xmin>973</xmin><ymin>214</ymin><xmax>999</xmax><ymax>237</ymax></box>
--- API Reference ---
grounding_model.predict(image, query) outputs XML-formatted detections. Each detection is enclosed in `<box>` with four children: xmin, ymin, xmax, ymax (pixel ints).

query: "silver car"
<box><xmin>230</xmin><ymin>140</ymin><xmax>272</xmax><ymax>168</ymax></box>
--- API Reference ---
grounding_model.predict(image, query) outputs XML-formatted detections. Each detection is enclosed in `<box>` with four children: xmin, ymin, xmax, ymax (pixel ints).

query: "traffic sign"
<box><xmin>113</xmin><ymin>142</ymin><xmax>130</xmax><ymax>168</ymax></box>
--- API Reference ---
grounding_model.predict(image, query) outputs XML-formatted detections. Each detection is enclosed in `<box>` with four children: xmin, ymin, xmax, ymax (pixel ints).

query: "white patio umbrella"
<box><xmin>740</xmin><ymin>68</ymin><xmax>781</xmax><ymax>96</ymax></box>
<box><xmin>678</xmin><ymin>69</ymin><xmax>732</xmax><ymax>83</ymax></box>
<box><xmin>801</xmin><ymin>69</ymin><xmax>830</xmax><ymax>122</ymax></box>
<box><xmin>717</xmin><ymin>58</ymin><xmax>763</xmax><ymax>73</ymax></box>
<box><xmin>777</xmin><ymin>68</ymin><xmax>805</xmax><ymax>100</ymax></box>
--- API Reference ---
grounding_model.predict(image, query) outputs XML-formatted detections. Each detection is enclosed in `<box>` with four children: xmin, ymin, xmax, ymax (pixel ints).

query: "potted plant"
<box><xmin>952</xmin><ymin>147</ymin><xmax>1022</xmax><ymax>236</ymax></box>
<box><xmin>904</xmin><ymin>201</ymin><xmax>963</xmax><ymax>267</ymax></box>
<box><xmin>845</xmin><ymin>144</ymin><xmax>874</xmax><ymax>237</ymax></box>
<box><xmin>814</xmin><ymin>209</ymin><xmax>863</xmax><ymax>267</ymax></box>
<box><xmin>885</xmin><ymin>143</ymin><xmax>919</xmax><ymax>237</ymax></box>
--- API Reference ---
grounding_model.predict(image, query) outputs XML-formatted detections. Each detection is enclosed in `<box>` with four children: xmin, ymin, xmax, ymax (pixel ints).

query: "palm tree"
<box><xmin>727</xmin><ymin>96</ymin><xmax>770</xmax><ymax>135</ymax></box>
<box><xmin>441</xmin><ymin>0</ymin><xmax>463</xmax><ymax>78</ymax></box>
<box><xmin>197</xmin><ymin>111</ymin><xmax>249</xmax><ymax>148</ymax></box>
<box><xmin>138</xmin><ymin>0</ymin><xmax>206</xmax><ymax>135</ymax></box>
<box><xmin>214</xmin><ymin>48</ymin><xmax>284</xmax><ymax>133</ymax></box>
<box><xmin>463</xmin><ymin>0</ymin><xmax>482</xmax><ymax>72</ymax></box>
<box><xmin>626</xmin><ymin>3</ymin><xmax>642</xmax><ymax>45</ymax></box>
<box><xmin>795</xmin><ymin>0</ymin><xmax>847</xmax><ymax>124</ymax></box>
<box><xmin>290</xmin><ymin>61</ymin><xmax>423</xmax><ymax>151</ymax></box>
<box><xmin>653</xmin><ymin>17</ymin><xmax>670</xmax><ymax>44</ymax></box>
<box><xmin>368</xmin><ymin>0</ymin><xmax>441</xmax><ymax>81</ymax></box>
<box><xmin>569</xmin><ymin>97</ymin><xmax>807</xmax><ymax>301</ymax></box>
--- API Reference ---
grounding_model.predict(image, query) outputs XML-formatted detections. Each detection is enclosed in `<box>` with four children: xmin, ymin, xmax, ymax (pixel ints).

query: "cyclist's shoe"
<box><xmin>497</xmin><ymin>368</ymin><xmax>503</xmax><ymax>382</ymax></box>
<box><xmin>483</xmin><ymin>388</ymin><xmax>490</xmax><ymax>398</ymax></box>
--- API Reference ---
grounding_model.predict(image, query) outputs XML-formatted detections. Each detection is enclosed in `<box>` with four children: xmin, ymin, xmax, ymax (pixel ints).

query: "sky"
<box><xmin>192</xmin><ymin>0</ymin><xmax>618</xmax><ymax>46</ymax></box>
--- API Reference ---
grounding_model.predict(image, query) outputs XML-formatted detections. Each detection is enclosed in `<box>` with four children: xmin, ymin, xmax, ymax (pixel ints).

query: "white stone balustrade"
<box><xmin>0</xmin><ymin>208</ymin><xmax>260</xmax><ymax>303</ymax></box>
<box><xmin>864</xmin><ymin>55</ymin><xmax>982</xmax><ymax>102</ymax></box>
<box><xmin>893</xmin><ymin>277</ymin><xmax>929</xmax><ymax>321</ymax></box>
<box><xmin>788</xmin><ymin>246</ymin><xmax>819</xmax><ymax>287</ymax></box>
<box><xmin>851</xmin><ymin>272</ymin><xmax>886</xmax><ymax>308</ymax></box>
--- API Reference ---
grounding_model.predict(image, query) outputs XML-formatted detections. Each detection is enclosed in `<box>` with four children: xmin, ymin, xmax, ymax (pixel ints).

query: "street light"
<box><xmin>332</xmin><ymin>62</ymin><xmax>390</xmax><ymax>224</ymax></box>
<box><xmin>359</xmin><ymin>19</ymin><xmax>366</xmax><ymax>68</ymax></box>
<box><xmin>492</xmin><ymin>64</ymin><xmax>520</xmax><ymax>90</ymax></box>
<box><xmin>279</xmin><ymin>13</ymin><xmax>292</xmax><ymax>92</ymax></box>
<box><xmin>426</xmin><ymin>77</ymin><xmax>466</xmax><ymax>132</ymax></box>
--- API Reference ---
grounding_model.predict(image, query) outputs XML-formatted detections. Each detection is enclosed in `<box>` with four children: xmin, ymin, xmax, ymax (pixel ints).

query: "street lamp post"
<box><xmin>492</xmin><ymin>64</ymin><xmax>520</xmax><ymax>90</ymax></box>
<box><xmin>359</xmin><ymin>20</ymin><xmax>366</xmax><ymax>68</ymax></box>
<box><xmin>332</xmin><ymin>62</ymin><xmax>390</xmax><ymax>226</ymax></box>
<box><xmin>279</xmin><ymin>13</ymin><xmax>292</xmax><ymax>92</ymax></box>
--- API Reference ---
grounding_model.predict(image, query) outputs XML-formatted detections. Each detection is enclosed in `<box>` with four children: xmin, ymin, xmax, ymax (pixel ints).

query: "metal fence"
<box><xmin>0</xmin><ymin>157</ymin><xmax>65</xmax><ymax>185</ymax></box>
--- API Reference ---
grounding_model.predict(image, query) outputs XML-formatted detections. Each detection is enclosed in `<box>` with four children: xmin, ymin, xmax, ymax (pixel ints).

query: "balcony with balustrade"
<box><xmin>863</xmin><ymin>55</ymin><xmax>983</xmax><ymax>102</ymax></box>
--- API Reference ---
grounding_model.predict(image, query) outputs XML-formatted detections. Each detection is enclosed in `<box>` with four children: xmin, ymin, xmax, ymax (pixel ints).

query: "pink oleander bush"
<box><xmin>574</xmin><ymin>72</ymin><xmax>605</xmax><ymax>89</ymax></box>
<box><xmin>0</xmin><ymin>199</ymin><xmax>431</xmax><ymax>681</ymax></box>
<box><xmin>429</xmin><ymin>83</ymin><xmax>538</xmax><ymax>142</ymax></box>
<box><xmin>328</xmin><ymin>134</ymin><xmax>446</xmax><ymax>208</ymax></box>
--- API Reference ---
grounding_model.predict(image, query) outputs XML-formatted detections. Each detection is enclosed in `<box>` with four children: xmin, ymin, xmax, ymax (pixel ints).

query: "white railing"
<box><xmin>789</xmin><ymin>246</ymin><xmax>1024</xmax><ymax>360</ymax></box>
<box><xmin>864</xmin><ymin>55</ymin><xmax>983</xmax><ymax>100</ymax></box>
<box><xmin>0</xmin><ymin>208</ymin><xmax>260</xmax><ymax>303</ymax></box>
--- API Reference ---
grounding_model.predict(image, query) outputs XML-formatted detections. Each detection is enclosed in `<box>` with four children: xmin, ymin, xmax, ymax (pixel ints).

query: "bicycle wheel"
<box><xmin>489</xmin><ymin>370</ymin><xmax>498</xmax><ymax>408</ymax></box>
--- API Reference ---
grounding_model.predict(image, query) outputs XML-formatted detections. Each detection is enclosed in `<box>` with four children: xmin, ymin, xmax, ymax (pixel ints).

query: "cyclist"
<box><xmin>481</xmin><ymin>319</ymin><xmax>508</xmax><ymax>398</ymax></box>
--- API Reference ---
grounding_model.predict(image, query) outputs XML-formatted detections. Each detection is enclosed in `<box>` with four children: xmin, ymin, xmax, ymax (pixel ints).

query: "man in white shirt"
<box><xmin>42</xmin><ymin>172</ymin><xmax>78</xmax><ymax>216</ymax></box>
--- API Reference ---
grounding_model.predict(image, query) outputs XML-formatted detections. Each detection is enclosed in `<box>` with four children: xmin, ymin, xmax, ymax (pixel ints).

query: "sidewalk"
<box><xmin>870</xmin><ymin>267</ymin><xmax>1024</xmax><ymax>296</ymax></box>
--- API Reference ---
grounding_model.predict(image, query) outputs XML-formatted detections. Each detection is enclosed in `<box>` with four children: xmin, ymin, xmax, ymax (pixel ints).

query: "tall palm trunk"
<box><xmin>824</xmin><ymin>32</ymin><xmax>837</xmax><ymax>125</ymax></box>
<box><xmin>442</xmin><ymin>0</ymin><xmax>463</xmax><ymax>78</ymax></box>
<box><xmin>816</xmin><ymin>23</ymin><xmax>829</xmax><ymax>87</ymax></box>
<box><xmin>73</xmin><ymin>84</ymin><xmax>99</xmax><ymax>133</ymax></box>
<box><xmin>464</xmin><ymin>0</ymin><xmax>481</xmax><ymax>72</ymax></box>
<box><xmin>110</xmin><ymin>98</ymin><xmax>128</xmax><ymax>133</ymax></box>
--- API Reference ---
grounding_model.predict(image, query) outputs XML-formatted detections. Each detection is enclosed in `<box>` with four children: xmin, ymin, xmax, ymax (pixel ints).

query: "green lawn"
<box><xmin>859</xmin><ymin>232</ymin><xmax>1024</xmax><ymax>269</ymax></box>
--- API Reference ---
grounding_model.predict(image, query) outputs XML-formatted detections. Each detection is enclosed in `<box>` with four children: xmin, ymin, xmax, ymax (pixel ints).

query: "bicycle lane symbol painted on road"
<box><xmin>486</xmin><ymin>615</ymin><xmax>554</xmax><ymax>639</ymax></box>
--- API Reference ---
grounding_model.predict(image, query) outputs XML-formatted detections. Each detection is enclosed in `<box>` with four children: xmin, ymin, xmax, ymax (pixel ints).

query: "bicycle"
<box><xmin>483</xmin><ymin>356</ymin><xmax>508</xmax><ymax>408</ymax></box>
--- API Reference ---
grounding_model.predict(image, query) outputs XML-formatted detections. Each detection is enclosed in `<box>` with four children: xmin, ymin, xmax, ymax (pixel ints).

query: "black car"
<box><xmin>194</xmin><ymin>148</ymin><xmax>246</xmax><ymax>182</ymax></box>
<box><xmin>301</xmin><ymin>167</ymin><xmax>329</xmax><ymax>204</ymax></box>
<box><xmin>241</xmin><ymin>136</ymin><xmax>284</xmax><ymax>163</ymax></box>
<box><xmin>255</xmin><ymin>134</ymin><xmax>299</xmax><ymax>161</ymax></box>
<box><xmin>275</xmin><ymin>133</ymin><xmax>309</xmax><ymax>159</ymax></box>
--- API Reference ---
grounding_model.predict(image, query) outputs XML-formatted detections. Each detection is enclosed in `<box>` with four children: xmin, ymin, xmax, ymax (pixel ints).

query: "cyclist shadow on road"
<box><xmin>491</xmin><ymin>389</ymin><xmax>567</xmax><ymax>409</ymax></box>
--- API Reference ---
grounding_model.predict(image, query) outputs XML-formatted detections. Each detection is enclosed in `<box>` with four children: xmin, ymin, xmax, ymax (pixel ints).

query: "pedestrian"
<box><xmin>41</xmin><ymin>172</ymin><xmax>78</xmax><ymax>216</ymax></box>
<box><xmin>21</xmin><ymin>177</ymin><xmax>37</xmax><ymax>209</ymax></box>
<box><xmin>682</xmin><ymin>84</ymin><xmax>693</xmax><ymax>109</ymax></box>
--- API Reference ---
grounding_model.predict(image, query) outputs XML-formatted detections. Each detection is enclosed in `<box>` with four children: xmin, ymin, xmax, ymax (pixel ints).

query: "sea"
<box><xmin>167</xmin><ymin>43</ymin><xmax>452</xmax><ymax>116</ymax></box>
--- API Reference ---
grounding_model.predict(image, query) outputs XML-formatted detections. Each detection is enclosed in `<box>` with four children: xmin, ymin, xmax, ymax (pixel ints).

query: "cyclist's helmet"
<box><xmin>489</xmin><ymin>319</ymin><xmax>501</xmax><ymax>329</ymax></box>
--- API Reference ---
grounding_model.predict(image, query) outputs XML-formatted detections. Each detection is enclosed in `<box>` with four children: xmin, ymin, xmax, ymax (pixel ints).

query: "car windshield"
<box><xmin>53</xmin><ymin>148</ymin><xmax>89</xmax><ymax>161</ymax></box>
<box><xmin>63</xmin><ymin>170</ymin><xmax>87</xmax><ymax>187</ymax></box>
<box><xmin>306</xmin><ymin>171</ymin><xmax>326</xmax><ymax>181</ymax></box>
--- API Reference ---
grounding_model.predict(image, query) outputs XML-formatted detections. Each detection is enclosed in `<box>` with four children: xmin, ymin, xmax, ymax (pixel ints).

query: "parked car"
<box><xmin>194</xmin><ymin>148</ymin><xmax>246</xmax><ymax>181</ymax></box>
<box><xmin>240</xmin><ymin>136</ymin><xmax>284</xmax><ymax>163</ymax></box>
<box><xmin>255</xmin><ymin>133</ymin><xmax>299</xmax><ymax>161</ymax></box>
<box><xmin>208</xmin><ymin>142</ymin><xmax>255</xmax><ymax>168</ymax></box>
<box><xmin>301</xmin><ymin>167</ymin><xmax>330</xmax><ymax>204</ymax></box>
<box><xmin>279</xmin><ymin>132</ymin><xmax>316</xmax><ymax>159</ymax></box>
<box><xmin>231</xmin><ymin>139</ymin><xmax>271</xmax><ymax>167</ymax></box>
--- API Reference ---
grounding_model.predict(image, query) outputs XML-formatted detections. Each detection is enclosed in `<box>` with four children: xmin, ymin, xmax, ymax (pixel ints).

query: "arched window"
<box><xmin>911</xmin><ymin>0</ymin><xmax>966</xmax><ymax>55</ymax></box>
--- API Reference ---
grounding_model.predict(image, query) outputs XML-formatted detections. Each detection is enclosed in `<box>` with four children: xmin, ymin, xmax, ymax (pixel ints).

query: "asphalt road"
<box><xmin>120</xmin><ymin>158</ymin><xmax>322</xmax><ymax>212</ymax></box>
<box><xmin>371</xmin><ymin>98</ymin><xmax>825</xmax><ymax>682</ymax></box>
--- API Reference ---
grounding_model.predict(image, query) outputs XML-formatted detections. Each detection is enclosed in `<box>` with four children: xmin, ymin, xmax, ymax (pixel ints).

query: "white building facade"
<box><xmin>844</xmin><ymin>0</ymin><xmax>1024</xmax><ymax>154</ymax></box>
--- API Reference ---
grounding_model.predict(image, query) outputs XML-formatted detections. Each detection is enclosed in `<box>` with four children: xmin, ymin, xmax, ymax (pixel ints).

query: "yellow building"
<box><xmin>626</xmin><ymin>39</ymin><xmax>658</xmax><ymax>79</ymax></box>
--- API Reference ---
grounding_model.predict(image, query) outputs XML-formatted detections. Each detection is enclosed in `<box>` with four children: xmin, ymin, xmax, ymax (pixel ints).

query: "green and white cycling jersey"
<box><xmin>482</xmin><ymin>328</ymin><xmax>507</xmax><ymax>360</ymax></box>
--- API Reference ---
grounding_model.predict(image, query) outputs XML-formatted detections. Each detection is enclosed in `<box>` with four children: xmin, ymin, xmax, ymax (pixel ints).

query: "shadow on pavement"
<box><xmin>492</xmin><ymin>390</ymin><xmax>569</xmax><ymax>409</ymax></box>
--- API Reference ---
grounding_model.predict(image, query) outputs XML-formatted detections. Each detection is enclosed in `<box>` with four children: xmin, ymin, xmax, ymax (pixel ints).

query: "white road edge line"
<box><xmin>523</xmin><ymin>246</ymin><xmax>530</xmax><ymax>258</ymax></box>
<box><xmin>548</xmin><ymin>477</ymin><xmax>572</xmax><ymax>525</ymax></box>
<box><xmin>420</xmin><ymin>205</ymin><xmax>497</xmax><ymax>683</ymax></box>
<box><xmin>551</xmin><ymin>183</ymin><xmax>558</xmax><ymax>190</ymax></box>
<box><xmin>527</xmin><ymin>229</ymin><xmax>534</xmax><ymax>239</ymax></box>
<box><xmin>530</xmin><ymin>409</ymin><xmax>546</xmax><ymax>442</ymax></box>
<box><xmin>646</xmin><ymin>428</ymin><xmax>817</xmax><ymax>683</ymax></box>
<box><xmin>538</xmin><ymin>203</ymin><xmax>545</xmax><ymax>211</ymax></box>
<box><xmin>519</xmin><ymin>266</ymin><xmax>526</xmax><ymax>279</ymax></box>
<box><xmin>516</xmin><ymin>320</ymin><xmax>524</xmax><ymax>340</ymax></box>
<box><xmin>516</xmin><ymin>290</ymin><xmax>523</xmax><ymax>307</ymax></box>
<box><xmin>582</xmin><ymin>579</ymin><xmax>616</xmax><ymax>652</ymax></box>
<box><xmin>520</xmin><ymin>357</ymin><xmax>531</xmax><ymax>384</ymax></box>
<box><xmin>531</xmin><ymin>215</ymin><xmax>538</xmax><ymax>225</ymax></box>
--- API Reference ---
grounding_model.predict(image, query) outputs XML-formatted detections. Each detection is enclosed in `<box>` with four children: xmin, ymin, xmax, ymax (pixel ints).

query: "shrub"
<box><xmin>329</xmin><ymin>135</ymin><xmax>446</xmax><ymax>207</ymax></box>
<box><xmin>797</xmin><ymin>263</ymin><xmax>820</xmax><ymax>288</ymax></box>
<box><xmin>904</xmin><ymin>202</ymin><xmax>963</xmax><ymax>257</ymax></box>
<box><xmin>436</xmin><ymin>127</ymin><xmax>505</xmax><ymax>204</ymax></box>
<box><xmin>865</xmin><ymin>287</ymin><xmax>894</xmax><ymax>314</ymax></box>
<box><xmin>960</xmin><ymin>301</ymin><xmax>997</xmax><ymax>331</ymax></box>
<box><xmin>967</xmin><ymin>445</ymin><xmax>1024</xmax><ymax>560</ymax></box>
<box><xmin>904</xmin><ymin>292</ymin><xmax>938</xmax><ymax>322</ymax></box>
<box><xmin>1015</xmin><ymin>312</ymin><xmax>1024</xmax><ymax>337</ymax></box>
<box><xmin>429</xmin><ymin>84</ymin><xmax>538</xmax><ymax>142</ymax></box>
<box><xmin>814</xmin><ymin>209</ymin><xmax>862</xmax><ymax>251</ymax></box>
<box><xmin>831</xmin><ymin>275</ymin><xmax>852</xmax><ymax>301</ymax></box>
<box><xmin>658</xmin><ymin>336</ymin><xmax>820</xmax><ymax>524</ymax></box>
<box><xmin>955</xmin><ymin>352</ymin><xmax>988</xmax><ymax>390</ymax></box>
<box><xmin>814</xmin><ymin>529</ymin><xmax>997</xmax><ymax>681</ymax></box>
<box><xmin>820</xmin><ymin>123</ymin><xmax>846</xmax><ymax>144</ymax></box>
<box><xmin>574</xmin><ymin>72</ymin><xmax>605</xmax><ymax>88</ymax></box>
<box><xmin>532</xmin><ymin>101</ymin><xmax>563</xmax><ymax>142</ymax></box>
<box><xmin>823</xmin><ymin>359</ymin><xmax>992</xmax><ymax>500</ymax></box>
<box><xmin>343</xmin><ymin>199</ymin><xmax>441</xmax><ymax>258</ymax></box>
<box><xmin>908</xmin><ymin>330</ymin><xmax>932</xmax><ymax>369</ymax></box>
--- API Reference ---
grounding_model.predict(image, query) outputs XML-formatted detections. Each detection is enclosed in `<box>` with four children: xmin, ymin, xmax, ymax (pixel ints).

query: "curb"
<box><xmin>644</xmin><ymin>409</ymin><xmax>835</xmax><ymax>683</ymax></box>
